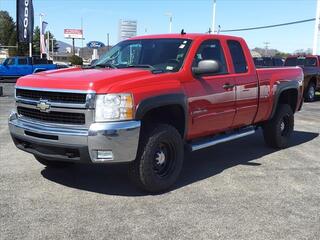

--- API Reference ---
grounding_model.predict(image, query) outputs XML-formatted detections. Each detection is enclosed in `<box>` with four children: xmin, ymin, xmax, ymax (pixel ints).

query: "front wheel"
<box><xmin>263</xmin><ymin>104</ymin><xmax>294</xmax><ymax>149</ymax></box>
<box><xmin>129</xmin><ymin>124</ymin><xmax>184</xmax><ymax>193</ymax></box>
<box><xmin>34</xmin><ymin>156</ymin><xmax>74</xmax><ymax>168</ymax></box>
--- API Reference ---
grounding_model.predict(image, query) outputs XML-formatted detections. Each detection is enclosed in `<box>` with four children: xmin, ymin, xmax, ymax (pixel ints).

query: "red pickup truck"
<box><xmin>9</xmin><ymin>34</ymin><xmax>304</xmax><ymax>192</ymax></box>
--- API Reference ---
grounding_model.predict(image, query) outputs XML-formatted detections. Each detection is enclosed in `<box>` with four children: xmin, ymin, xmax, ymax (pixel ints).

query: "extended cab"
<box><xmin>9</xmin><ymin>34</ymin><xmax>304</xmax><ymax>192</ymax></box>
<box><xmin>284</xmin><ymin>55</ymin><xmax>320</xmax><ymax>101</ymax></box>
<box><xmin>0</xmin><ymin>56</ymin><xmax>58</xmax><ymax>79</ymax></box>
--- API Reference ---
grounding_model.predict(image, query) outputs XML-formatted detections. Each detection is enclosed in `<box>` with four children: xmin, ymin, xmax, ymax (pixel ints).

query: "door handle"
<box><xmin>223</xmin><ymin>83</ymin><xmax>235</xmax><ymax>89</ymax></box>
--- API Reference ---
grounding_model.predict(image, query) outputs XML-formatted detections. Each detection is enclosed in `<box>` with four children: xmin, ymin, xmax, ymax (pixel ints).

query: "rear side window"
<box><xmin>18</xmin><ymin>58</ymin><xmax>27</xmax><ymax>65</ymax></box>
<box><xmin>227</xmin><ymin>40</ymin><xmax>248</xmax><ymax>73</ymax></box>
<box><xmin>274</xmin><ymin>58</ymin><xmax>284</xmax><ymax>66</ymax></box>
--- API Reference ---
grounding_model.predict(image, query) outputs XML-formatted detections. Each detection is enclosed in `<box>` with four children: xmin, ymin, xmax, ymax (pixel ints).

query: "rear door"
<box><xmin>226</xmin><ymin>40</ymin><xmax>259</xmax><ymax>128</ymax></box>
<box><xmin>184</xmin><ymin>39</ymin><xmax>236</xmax><ymax>138</ymax></box>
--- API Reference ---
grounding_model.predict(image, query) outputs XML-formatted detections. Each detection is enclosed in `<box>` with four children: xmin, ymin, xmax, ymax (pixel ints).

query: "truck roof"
<box><xmin>129</xmin><ymin>33</ymin><xmax>244</xmax><ymax>41</ymax></box>
<box><xmin>286</xmin><ymin>55</ymin><xmax>320</xmax><ymax>59</ymax></box>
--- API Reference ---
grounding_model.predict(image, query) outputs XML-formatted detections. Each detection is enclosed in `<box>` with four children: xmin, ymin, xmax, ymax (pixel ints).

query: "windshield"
<box><xmin>284</xmin><ymin>57</ymin><xmax>317</xmax><ymax>67</ymax></box>
<box><xmin>94</xmin><ymin>38</ymin><xmax>192</xmax><ymax>72</ymax></box>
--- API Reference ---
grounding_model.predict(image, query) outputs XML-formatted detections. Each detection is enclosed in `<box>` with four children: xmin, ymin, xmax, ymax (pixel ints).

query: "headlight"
<box><xmin>95</xmin><ymin>94</ymin><xmax>134</xmax><ymax>122</ymax></box>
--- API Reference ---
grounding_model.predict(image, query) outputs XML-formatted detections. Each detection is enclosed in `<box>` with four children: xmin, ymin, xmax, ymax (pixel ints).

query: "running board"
<box><xmin>190</xmin><ymin>127</ymin><xmax>256</xmax><ymax>151</ymax></box>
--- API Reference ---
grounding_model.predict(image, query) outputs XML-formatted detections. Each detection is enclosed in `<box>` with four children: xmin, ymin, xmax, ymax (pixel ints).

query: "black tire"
<box><xmin>304</xmin><ymin>81</ymin><xmax>316</xmax><ymax>102</ymax></box>
<box><xmin>128</xmin><ymin>124</ymin><xmax>184</xmax><ymax>193</ymax></box>
<box><xmin>263</xmin><ymin>104</ymin><xmax>294</xmax><ymax>149</ymax></box>
<box><xmin>34</xmin><ymin>156</ymin><xmax>74</xmax><ymax>168</ymax></box>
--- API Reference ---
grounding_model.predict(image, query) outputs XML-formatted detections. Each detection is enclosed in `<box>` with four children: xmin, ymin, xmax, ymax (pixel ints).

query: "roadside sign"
<box><xmin>64</xmin><ymin>29</ymin><xmax>83</xmax><ymax>39</ymax></box>
<box><xmin>87</xmin><ymin>41</ymin><xmax>105</xmax><ymax>49</ymax></box>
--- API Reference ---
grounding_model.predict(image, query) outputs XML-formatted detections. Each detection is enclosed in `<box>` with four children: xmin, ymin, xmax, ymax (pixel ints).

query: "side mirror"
<box><xmin>2</xmin><ymin>61</ymin><xmax>7</xmax><ymax>66</ymax></box>
<box><xmin>192</xmin><ymin>60</ymin><xmax>220</xmax><ymax>75</ymax></box>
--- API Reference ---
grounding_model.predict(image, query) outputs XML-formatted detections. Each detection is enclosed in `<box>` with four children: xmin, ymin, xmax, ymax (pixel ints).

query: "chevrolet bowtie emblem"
<box><xmin>36</xmin><ymin>100</ymin><xmax>51</xmax><ymax>112</ymax></box>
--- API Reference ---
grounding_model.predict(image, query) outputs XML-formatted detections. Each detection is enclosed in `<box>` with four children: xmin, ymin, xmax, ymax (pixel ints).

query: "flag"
<box><xmin>16</xmin><ymin>0</ymin><xmax>34</xmax><ymax>43</ymax></box>
<box><xmin>42</xmin><ymin>21</ymin><xmax>48</xmax><ymax>34</ymax></box>
<box><xmin>40</xmin><ymin>21</ymin><xmax>48</xmax><ymax>56</ymax></box>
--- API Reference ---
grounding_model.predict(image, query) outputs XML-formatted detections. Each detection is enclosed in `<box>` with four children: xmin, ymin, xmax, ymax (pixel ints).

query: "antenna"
<box><xmin>181</xmin><ymin>29</ymin><xmax>186</xmax><ymax>35</ymax></box>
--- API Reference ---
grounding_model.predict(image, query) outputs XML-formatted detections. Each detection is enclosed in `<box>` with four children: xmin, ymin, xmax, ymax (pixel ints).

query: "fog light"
<box><xmin>97</xmin><ymin>150</ymin><xmax>114</xmax><ymax>161</ymax></box>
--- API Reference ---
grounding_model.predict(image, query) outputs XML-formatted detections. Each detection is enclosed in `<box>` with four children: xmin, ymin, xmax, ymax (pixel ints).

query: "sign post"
<box><xmin>313</xmin><ymin>0</ymin><xmax>320</xmax><ymax>55</ymax></box>
<box><xmin>64</xmin><ymin>29</ymin><xmax>84</xmax><ymax>55</ymax></box>
<box><xmin>87</xmin><ymin>41</ymin><xmax>105</xmax><ymax>60</ymax></box>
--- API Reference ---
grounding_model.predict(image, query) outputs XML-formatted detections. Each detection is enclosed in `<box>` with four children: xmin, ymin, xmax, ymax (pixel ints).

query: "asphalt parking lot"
<box><xmin>0</xmin><ymin>82</ymin><xmax>319</xmax><ymax>240</ymax></box>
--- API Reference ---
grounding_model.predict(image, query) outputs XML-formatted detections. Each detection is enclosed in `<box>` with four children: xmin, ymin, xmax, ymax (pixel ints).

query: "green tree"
<box><xmin>0</xmin><ymin>11</ymin><xmax>18</xmax><ymax>56</ymax></box>
<box><xmin>0</xmin><ymin>11</ymin><xmax>16</xmax><ymax>46</ymax></box>
<box><xmin>0</xmin><ymin>10</ymin><xmax>29</xmax><ymax>56</ymax></box>
<box><xmin>69</xmin><ymin>55</ymin><xmax>83</xmax><ymax>66</ymax></box>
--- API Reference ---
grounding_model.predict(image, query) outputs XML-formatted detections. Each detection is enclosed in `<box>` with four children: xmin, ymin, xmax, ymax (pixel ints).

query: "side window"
<box><xmin>227</xmin><ymin>40</ymin><xmax>248</xmax><ymax>73</ymax></box>
<box><xmin>275</xmin><ymin>58</ymin><xmax>283</xmax><ymax>66</ymax></box>
<box><xmin>193</xmin><ymin>39</ymin><xmax>227</xmax><ymax>74</ymax></box>
<box><xmin>7</xmin><ymin>58</ymin><xmax>15</xmax><ymax>65</ymax></box>
<box><xmin>18</xmin><ymin>58</ymin><xmax>27</xmax><ymax>65</ymax></box>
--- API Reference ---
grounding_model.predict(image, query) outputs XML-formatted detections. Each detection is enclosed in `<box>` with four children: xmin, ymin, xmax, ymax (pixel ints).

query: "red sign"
<box><xmin>64</xmin><ymin>29</ymin><xmax>83</xmax><ymax>39</ymax></box>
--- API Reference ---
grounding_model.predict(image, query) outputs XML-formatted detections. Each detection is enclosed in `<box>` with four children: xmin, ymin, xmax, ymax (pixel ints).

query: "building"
<box><xmin>0</xmin><ymin>49</ymin><xmax>9</xmax><ymax>63</ymax></box>
<box><xmin>118</xmin><ymin>20</ymin><xmax>137</xmax><ymax>42</ymax></box>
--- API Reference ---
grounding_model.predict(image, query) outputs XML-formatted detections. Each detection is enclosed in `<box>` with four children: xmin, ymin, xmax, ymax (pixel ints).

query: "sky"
<box><xmin>0</xmin><ymin>0</ymin><xmax>319</xmax><ymax>53</ymax></box>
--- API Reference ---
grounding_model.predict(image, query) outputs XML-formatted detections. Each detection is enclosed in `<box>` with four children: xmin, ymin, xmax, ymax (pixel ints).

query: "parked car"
<box><xmin>9</xmin><ymin>34</ymin><xmax>304</xmax><ymax>192</ymax></box>
<box><xmin>284</xmin><ymin>55</ymin><xmax>320</xmax><ymax>102</ymax></box>
<box><xmin>253</xmin><ymin>57</ymin><xmax>284</xmax><ymax>68</ymax></box>
<box><xmin>0</xmin><ymin>56</ymin><xmax>58</xmax><ymax>79</ymax></box>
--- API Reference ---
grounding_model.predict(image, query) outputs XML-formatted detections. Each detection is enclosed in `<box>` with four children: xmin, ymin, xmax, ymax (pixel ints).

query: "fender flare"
<box><xmin>269</xmin><ymin>81</ymin><xmax>300</xmax><ymax>119</ymax></box>
<box><xmin>135</xmin><ymin>93</ymin><xmax>188</xmax><ymax>139</ymax></box>
<box><xmin>33</xmin><ymin>68</ymin><xmax>47</xmax><ymax>74</ymax></box>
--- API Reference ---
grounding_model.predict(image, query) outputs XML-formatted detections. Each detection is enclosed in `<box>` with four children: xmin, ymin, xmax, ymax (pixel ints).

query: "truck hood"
<box><xmin>16</xmin><ymin>67</ymin><xmax>156</xmax><ymax>93</ymax></box>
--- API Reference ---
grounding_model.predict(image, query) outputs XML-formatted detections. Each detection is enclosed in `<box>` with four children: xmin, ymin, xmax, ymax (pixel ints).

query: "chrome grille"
<box><xmin>15</xmin><ymin>88</ymin><xmax>96</xmax><ymax>127</ymax></box>
<box><xmin>16</xmin><ymin>89</ymin><xmax>87</xmax><ymax>104</ymax></box>
<box><xmin>17</xmin><ymin>107</ymin><xmax>86</xmax><ymax>125</ymax></box>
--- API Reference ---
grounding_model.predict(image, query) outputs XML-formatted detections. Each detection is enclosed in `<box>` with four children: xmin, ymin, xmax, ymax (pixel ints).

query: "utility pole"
<box><xmin>51</xmin><ymin>38</ymin><xmax>54</xmax><ymax>61</ymax></box>
<box><xmin>107</xmin><ymin>33</ymin><xmax>110</xmax><ymax>50</ymax></box>
<box><xmin>165</xmin><ymin>12</ymin><xmax>173</xmax><ymax>33</ymax></box>
<box><xmin>47</xmin><ymin>31</ymin><xmax>50</xmax><ymax>59</ymax></box>
<box><xmin>263</xmin><ymin>42</ymin><xmax>270</xmax><ymax>56</ymax></box>
<box><xmin>81</xmin><ymin>17</ymin><xmax>84</xmax><ymax>57</ymax></box>
<box><xmin>313</xmin><ymin>0</ymin><xmax>320</xmax><ymax>54</ymax></box>
<box><xmin>212</xmin><ymin>0</ymin><xmax>217</xmax><ymax>33</ymax></box>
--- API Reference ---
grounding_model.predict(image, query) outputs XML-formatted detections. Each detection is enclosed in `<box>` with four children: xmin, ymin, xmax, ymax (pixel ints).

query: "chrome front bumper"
<box><xmin>8</xmin><ymin>112</ymin><xmax>141</xmax><ymax>163</ymax></box>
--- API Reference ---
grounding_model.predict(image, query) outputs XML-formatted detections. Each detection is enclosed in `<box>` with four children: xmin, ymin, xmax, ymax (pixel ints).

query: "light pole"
<box><xmin>165</xmin><ymin>12</ymin><xmax>173</xmax><ymax>33</ymax></box>
<box><xmin>313</xmin><ymin>0</ymin><xmax>320</xmax><ymax>54</ymax></box>
<box><xmin>212</xmin><ymin>0</ymin><xmax>217</xmax><ymax>33</ymax></box>
<box><xmin>51</xmin><ymin>38</ymin><xmax>54</xmax><ymax>60</ymax></box>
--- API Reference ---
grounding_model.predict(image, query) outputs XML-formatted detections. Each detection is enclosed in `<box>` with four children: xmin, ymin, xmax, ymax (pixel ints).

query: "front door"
<box><xmin>183</xmin><ymin>39</ymin><xmax>236</xmax><ymax>139</ymax></box>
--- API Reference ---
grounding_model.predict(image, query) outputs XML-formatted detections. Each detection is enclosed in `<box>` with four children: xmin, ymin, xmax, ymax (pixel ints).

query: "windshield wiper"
<box><xmin>123</xmin><ymin>64</ymin><xmax>155</xmax><ymax>70</ymax></box>
<box><xmin>92</xmin><ymin>63</ymin><xmax>117</xmax><ymax>69</ymax></box>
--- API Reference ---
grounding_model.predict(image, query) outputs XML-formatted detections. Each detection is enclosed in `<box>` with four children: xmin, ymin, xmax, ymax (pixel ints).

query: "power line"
<box><xmin>220</xmin><ymin>18</ymin><xmax>316</xmax><ymax>33</ymax></box>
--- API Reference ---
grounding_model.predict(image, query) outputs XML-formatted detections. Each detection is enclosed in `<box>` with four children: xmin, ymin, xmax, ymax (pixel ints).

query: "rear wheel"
<box><xmin>305</xmin><ymin>82</ymin><xmax>316</xmax><ymax>102</ymax></box>
<box><xmin>34</xmin><ymin>156</ymin><xmax>74</xmax><ymax>168</ymax></box>
<box><xmin>128</xmin><ymin>124</ymin><xmax>184</xmax><ymax>193</ymax></box>
<box><xmin>263</xmin><ymin>104</ymin><xmax>294</xmax><ymax>149</ymax></box>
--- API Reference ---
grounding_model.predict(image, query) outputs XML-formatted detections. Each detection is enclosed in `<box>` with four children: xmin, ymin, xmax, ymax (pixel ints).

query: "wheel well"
<box><xmin>141</xmin><ymin>105</ymin><xmax>186</xmax><ymax>138</ymax></box>
<box><xmin>278</xmin><ymin>89</ymin><xmax>298</xmax><ymax>113</ymax></box>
